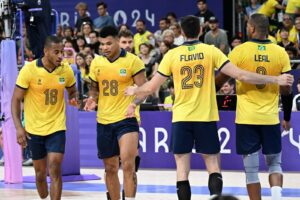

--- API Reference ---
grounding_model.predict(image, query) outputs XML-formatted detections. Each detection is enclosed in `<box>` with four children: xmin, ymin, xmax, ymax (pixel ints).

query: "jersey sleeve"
<box><xmin>16</xmin><ymin>64</ymin><xmax>31</xmax><ymax>89</ymax></box>
<box><xmin>65</xmin><ymin>64</ymin><xmax>76</xmax><ymax>88</ymax></box>
<box><xmin>280</xmin><ymin>50</ymin><xmax>291</xmax><ymax>73</ymax></box>
<box><xmin>89</xmin><ymin>58</ymin><xmax>98</xmax><ymax>82</ymax></box>
<box><xmin>132</xmin><ymin>56</ymin><xmax>145</xmax><ymax>77</ymax></box>
<box><xmin>213</xmin><ymin>46</ymin><xmax>230</xmax><ymax>70</ymax></box>
<box><xmin>157</xmin><ymin>51</ymin><xmax>172</xmax><ymax>77</ymax></box>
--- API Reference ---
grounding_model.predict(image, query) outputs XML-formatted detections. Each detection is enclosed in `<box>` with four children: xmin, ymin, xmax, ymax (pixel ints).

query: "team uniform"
<box><xmin>89</xmin><ymin>49</ymin><xmax>145</xmax><ymax>159</ymax></box>
<box><xmin>257</xmin><ymin>0</ymin><xmax>279</xmax><ymax>17</ymax></box>
<box><xmin>157</xmin><ymin>40</ymin><xmax>229</xmax><ymax>154</ymax></box>
<box><xmin>228</xmin><ymin>39</ymin><xmax>291</xmax><ymax>155</ymax></box>
<box><xmin>16</xmin><ymin>58</ymin><xmax>76</xmax><ymax>159</ymax></box>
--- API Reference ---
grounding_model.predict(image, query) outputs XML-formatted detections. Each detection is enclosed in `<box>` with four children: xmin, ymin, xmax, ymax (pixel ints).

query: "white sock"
<box><xmin>125</xmin><ymin>198</ymin><xmax>135</xmax><ymax>200</ymax></box>
<box><xmin>271</xmin><ymin>186</ymin><xmax>282</xmax><ymax>200</ymax></box>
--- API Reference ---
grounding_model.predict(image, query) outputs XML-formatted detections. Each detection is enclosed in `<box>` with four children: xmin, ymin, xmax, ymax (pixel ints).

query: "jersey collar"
<box><xmin>183</xmin><ymin>40</ymin><xmax>201</xmax><ymax>45</ymax></box>
<box><xmin>106</xmin><ymin>48</ymin><xmax>127</xmax><ymax>63</ymax></box>
<box><xmin>37</xmin><ymin>58</ymin><xmax>58</xmax><ymax>73</ymax></box>
<box><xmin>250</xmin><ymin>38</ymin><xmax>272</xmax><ymax>44</ymax></box>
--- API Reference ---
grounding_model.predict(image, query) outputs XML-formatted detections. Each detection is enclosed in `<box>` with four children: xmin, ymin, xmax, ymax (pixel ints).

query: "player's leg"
<box><xmin>262</xmin><ymin>124</ymin><xmax>283</xmax><ymax>200</ymax></box>
<box><xmin>103</xmin><ymin>156</ymin><xmax>121</xmax><ymax>200</ymax></box>
<box><xmin>195</xmin><ymin>122</ymin><xmax>222</xmax><ymax>196</ymax></box>
<box><xmin>97</xmin><ymin>122</ymin><xmax>121</xmax><ymax>200</ymax></box>
<box><xmin>27</xmin><ymin>133</ymin><xmax>48</xmax><ymax>199</ymax></box>
<box><xmin>119</xmin><ymin>131</ymin><xmax>139</xmax><ymax>198</ymax></box>
<box><xmin>171</xmin><ymin>122</ymin><xmax>195</xmax><ymax>200</ymax></box>
<box><xmin>45</xmin><ymin>131</ymin><xmax>66</xmax><ymax>200</ymax></box>
<box><xmin>115</xmin><ymin>118</ymin><xmax>140</xmax><ymax>199</ymax></box>
<box><xmin>236</xmin><ymin>124</ymin><xmax>262</xmax><ymax>200</ymax></box>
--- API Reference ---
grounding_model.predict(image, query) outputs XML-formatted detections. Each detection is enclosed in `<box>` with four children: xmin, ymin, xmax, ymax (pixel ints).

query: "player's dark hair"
<box><xmin>99</xmin><ymin>26</ymin><xmax>119</xmax><ymax>38</ymax></box>
<box><xmin>180</xmin><ymin>15</ymin><xmax>200</xmax><ymax>39</ymax></box>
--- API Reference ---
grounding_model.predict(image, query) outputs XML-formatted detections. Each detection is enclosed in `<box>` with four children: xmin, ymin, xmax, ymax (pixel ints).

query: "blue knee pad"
<box><xmin>265</xmin><ymin>152</ymin><xmax>282</xmax><ymax>174</ymax></box>
<box><xmin>243</xmin><ymin>151</ymin><xmax>260</xmax><ymax>184</ymax></box>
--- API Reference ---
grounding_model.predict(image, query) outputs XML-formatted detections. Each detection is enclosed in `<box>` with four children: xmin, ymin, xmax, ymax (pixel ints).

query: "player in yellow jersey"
<box><xmin>11</xmin><ymin>36</ymin><xmax>78</xmax><ymax>200</ymax></box>
<box><xmin>125</xmin><ymin>15</ymin><xmax>293</xmax><ymax>200</ymax></box>
<box><xmin>84</xmin><ymin>26</ymin><xmax>147</xmax><ymax>200</ymax></box>
<box><xmin>257</xmin><ymin>0</ymin><xmax>284</xmax><ymax>18</ymax></box>
<box><xmin>224</xmin><ymin>13</ymin><xmax>293</xmax><ymax>200</ymax></box>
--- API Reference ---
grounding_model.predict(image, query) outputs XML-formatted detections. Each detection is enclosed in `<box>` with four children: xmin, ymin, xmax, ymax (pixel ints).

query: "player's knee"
<box><xmin>265</xmin><ymin>153</ymin><xmax>282</xmax><ymax>174</ymax></box>
<box><xmin>208</xmin><ymin>172</ymin><xmax>223</xmax><ymax>195</ymax></box>
<box><xmin>121</xmin><ymin>158</ymin><xmax>135</xmax><ymax>173</ymax></box>
<box><xmin>243</xmin><ymin>152</ymin><xmax>260</xmax><ymax>184</ymax></box>
<box><xmin>35</xmin><ymin>170</ymin><xmax>47</xmax><ymax>183</ymax></box>
<box><xmin>105</xmin><ymin>162</ymin><xmax>119</xmax><ymax>175</ymax></box>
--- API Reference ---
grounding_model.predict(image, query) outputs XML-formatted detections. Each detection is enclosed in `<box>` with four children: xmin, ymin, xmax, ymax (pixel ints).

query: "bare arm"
<box><xmin>83</xmin><ymin>79</ymin><xmax>99</xmax><ymax>111</ymax></box>
<box><xmin>66</xmin><ymin>84</ymin><xmax>79</xmax><ymax>107</ymax></box>
<box><xmin>126</xmin><ymin>73</ymin><xmax>168</xmax><ymax>97</ymax></box>
<box><xmin>11</xmin><ymin>86</ymin><xmax>27</xmax><ymax>147</ymax></box>
<box><xmin>215</xmin><ymin>72</ymin><xmax>231</xmax><ymax>92</ymax></box>
<box><xmin>220</xmin><ymin>62</ymin><xmax>294</xmax><ymax>86</ymax></box>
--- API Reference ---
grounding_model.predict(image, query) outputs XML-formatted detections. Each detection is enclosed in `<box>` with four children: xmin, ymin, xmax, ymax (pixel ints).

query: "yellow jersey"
<box><xmin>258</xmin><ymin>0</ymin><xmax>278</xmax><ymax>17</ymax></box>
<box><xmin>286</xmin><ymin>0</ymin><xmax>300</xmax><ymax>14</ymax></box>
<box><xmin>158</xmin><ymin>41</ymin><xmax>229</xmax><ymax>122</ymax></box>
<box><xmin>133</xmin><ymin>31</ymin><xmax>152</xmax><ymax>55</ymax></box>
<box><xmin>228</xmin><ymin>39</ymin><xmax>291</xmax><ymax>125</ymax></box>
<box><xmin>89</xmin><ymin>49</ymin><xmax>145</xmax><ymax>124</ymax></box>
<box><xmin>163</xmin><ymin>95</ymin><xmax>174</xmax><ymax>111</ymax></box>
<box><xmin>16</xmin><ymin>59</ymin><xmax>76</xmax><ymax>136</ymax></box>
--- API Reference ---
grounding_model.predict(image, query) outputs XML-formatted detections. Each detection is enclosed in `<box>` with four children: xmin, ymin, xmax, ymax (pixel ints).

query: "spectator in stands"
<box><xmin>74</xmin><ymin>2</ymin><xmax>93</xmax><ymax>35</ymax></box>
<box><xmin>81</xmin><ymin>22</ymin><xmax>93</xmax><ymax>44</ymax></box>
<box><xmin>154</xmin><ymin>18</ymin><xmax>171</xmax><ymax>46</ymax></box>
<box><xmin>278</xmin><ymin>28</ymin><xmax>296</xmax><ymax>48</ymax></box>
<box><xmin>85</xmin><ymin>52</ymin><xmax>95</xmax><ymax>67</ymax></box>
<box><xmin>292</xmin><ymin>78</ymin><xmax>300</xmax><ymax>111</ymax></box>
<box><xmin>230</xmin><ymin>36</ymin><xmax>242</xmax><ymax>50</ymax></box>
<box><xmin>56</xmin><ymin>24</ymin><xmax>64</xmax><ymax>39</ymax></box>
<box><xmin>139</xmin><ymin>43</ymin><xmax>157</xmax><ymax>78</ymax></box>
<box><xmin>162</xmin><ymin>29</ymin><xmax>177</xmax><ymax>49</ymax></box>
<box><xmin>17</xmin><ymin>24</ymin><xmax>34</xmax><ymax>64</ymax></box>
<box><xmin>119</xmin><ymin>30</ymin><xmax>134</xmax><ymax>53</ymax></box>
<box><xmin>170</xmin><ymin>23</ymin><xmax>185</xmax><ymax>46</ymax></box>
<box><xmin>195</xmin><ymin>0</ymin><xmax>215</xmax><ymax>42</ymax></box>
<box><xmin>295</xmin><ymin>17</ymin><xmax>300</xmax><ymax>51</ymax></box>
<box><xmin>75</xmin><ymin>36</ymin><xmax>87</xmax><ymax>53</ymax></box>
<box><xmin>76</xmin><ymin>53</ymin><xmax>90</xmax><ymax>95</ymax></box>
<box><xmin>219</xmin><ymin>79</ymin><xmax>235</xmax><ymax>95</ymax></box>
<box><xmin>166</xmin><ymin>12</ymin><xmax>177</xmax><ymax>25</ymax></box>
<box><xmin>89</xmin><ymin>31</ymin><xmax>100</xmax><ymax>54</ymax></box>
<box><xmin>63</xmin><ymin>39</ymin><xmax>76</xmax><ymax>65</ymax></box>
<box><xmin>285</xmin><ymin>0</ymin><xmax>300</xmax><ymax>19</ymax></box>
<box><xmin>276</xmin><ymin>14</ymin><xmax>298</xmax><ymax>44</ymax></box>
<box><xmin>163</xmin><ymin>80</ymin><xmax>174</xmax><ymax>111</ymax></box>
<box><xmin>257</xmin><ymin>0</ymin><xmax>285</xmax><ymax>18</ymax></box>
<box><xmin>205</xmin><ymin>17</ymin><xmax>230</xmax><ymax>54</ymax></box>
<box><xmin>63</xmin><ymin>26</ymin><xmax>74</xmax><ymax>40</ymax></box>
<box><xmin>118</xmin><ymin>24</ymin><xmax>130</xmax><ymax>32</ymax></box>
<box><xmin>285</xmin><ymin>46</ymin><xmax>300</xmax><ymax>69</ymax></box>
<box><xmin>134</xmin><ymin>19</ymin><xmax>153</xmax><ymax>55</ymax></box>
<box><xmin>93</xmin><ymin>1</ymin><xmax>115</xmax><ymax>32</ymax></box>
<box><xmin>245</xmin><ymin>0</ymin><xmax>261</xmax><ymax>17</ymax></box>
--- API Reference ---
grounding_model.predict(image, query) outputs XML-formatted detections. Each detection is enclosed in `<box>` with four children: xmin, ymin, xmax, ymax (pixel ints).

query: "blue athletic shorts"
<box><xmin>236</xmin><ymin>123</ymin><xmax>281</xmax><ymax>155</ymax></box>
<box><xmin>170</xmin><ymin>121</ymin><xmax>220</xmax><ymax>154</ymax></box>
<box><xmin>28</xmin><ymin>130</ymin><xmax>66</xmax><ymax>160</ymax></box>
<box><xmin>97</xmin><ymin>117</ymin><xmax>139</xmax><ymax>159</ymax></box>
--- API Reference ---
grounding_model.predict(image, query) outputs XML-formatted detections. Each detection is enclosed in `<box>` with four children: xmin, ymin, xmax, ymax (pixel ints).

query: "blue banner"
<box><xmin>78</xmin><ymin>111</ymin><xmax>300</xmax><ymax>171</ymax></box>
<box><xmin>51</xmin><ymin>0</ymin><xmax>224</xmax><ymax>32</ymax></box>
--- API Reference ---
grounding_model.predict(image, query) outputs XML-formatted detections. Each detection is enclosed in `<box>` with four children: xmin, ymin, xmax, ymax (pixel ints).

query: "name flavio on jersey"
<box><xmin>180</xmin><ymin>53</ymin><xmax>204</xmax><ymax>61</ymax></box>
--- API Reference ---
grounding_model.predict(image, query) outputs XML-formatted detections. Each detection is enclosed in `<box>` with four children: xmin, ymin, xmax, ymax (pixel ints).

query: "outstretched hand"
<box><xmin>68</xmin><ymin>98</ymin><xmax>80</xmax><ymax>108</ymax></box>
<box><xmin>277</xmin><ymin>74</ymin><xmax>294</xmax><ymax>86</ymax></box>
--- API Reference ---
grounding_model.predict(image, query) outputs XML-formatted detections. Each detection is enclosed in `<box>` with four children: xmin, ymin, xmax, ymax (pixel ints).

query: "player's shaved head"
<box><xmin>44</xmin><ymin>36</ymin><xmax>63</xmax><ymax>48</ymax></box>
<box><xmin>248</xmin><ymin>14</ymin><xmax>269</xmax><ymax>36</ymax></box>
